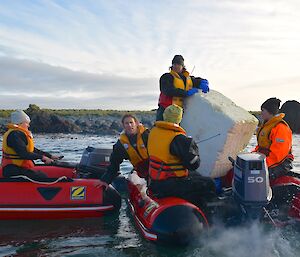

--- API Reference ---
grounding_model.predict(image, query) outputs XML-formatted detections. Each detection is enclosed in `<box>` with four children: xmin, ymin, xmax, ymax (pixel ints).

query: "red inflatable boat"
<box><xmin>268</xmin><ymin>175</ymin><xmax>300</xmax><ymax>222</ymax></box>
<box><xmin>0</xmin><ymin>147</ymin><xmax>121</xmax><ymax>220</ymax></box>
<box><xmin>127</xmin><ymin>172</ymin><xmax>209</xmax><ymax>245</ymax></box>
<box><xmin>128</xmin><ymin>153</ymin><xmax>300</xmax><ymax>245</ymax></box>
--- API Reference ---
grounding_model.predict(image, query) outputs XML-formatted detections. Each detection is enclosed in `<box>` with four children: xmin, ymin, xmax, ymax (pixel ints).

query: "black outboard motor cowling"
<box><xmin>78</xmin><ymin>147</ymin><xmax>112</xmax><ymax>178</ymax></box>
<box><xmin>80</xmin><ymin>147</ymin><xmax>112</xmax><ymax>168</ymax></box>
<box><xmin>79</xmin><ymin>147</ymin><xmax>127</xmax><ymax>194</ymax></box>
<box><xmin>232</xmin><ymin>153</ymin><xmax>272</xmax><ymax>219</ymax></box>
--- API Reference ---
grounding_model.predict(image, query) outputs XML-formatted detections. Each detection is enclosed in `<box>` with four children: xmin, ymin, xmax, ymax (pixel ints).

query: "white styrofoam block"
<box><xmin>128</xmin><ymin>171</ymin><xmax>148</xmax><ymax>198</ymax></box>
<box><xmin>128</xmin><ymin>171</ymin><xmax>147</xmax><ymax>186</ymax></box>
<box><xmin>181</xmin><ymin>90</ymin><xmax>258</xmax><ymax>178</ymax></box>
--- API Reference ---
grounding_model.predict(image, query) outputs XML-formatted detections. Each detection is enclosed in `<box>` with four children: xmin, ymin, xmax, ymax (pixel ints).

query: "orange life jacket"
<box><xmin>119</xmin><ymin>124</ymin><xmax>149</xmax><ymax>177</ymax></box>
<box><xmin>1</xmin><ymin>124</ymin><xmax>35</xmax><ymax>169</ymax></box>
<box><xmin>256</xmin><ymin>113</ymin><xmax>293</xmax><ymax>167</ymax></box>
<box><xmin>148</xmin><ymin>121</ymin><xmax>188</xmax><ymax>180</ymax></box>
<box><xmin>158</xmin><ymin>69</ymin><xmax>193</xmax><ymax>108</ymax></box>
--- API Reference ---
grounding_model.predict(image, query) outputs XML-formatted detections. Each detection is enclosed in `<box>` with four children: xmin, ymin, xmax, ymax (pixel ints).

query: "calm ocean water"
<box><xmin>0</xmin><ymin>134</ymin><xmax>299</xmax><ymax>257</ymax></box>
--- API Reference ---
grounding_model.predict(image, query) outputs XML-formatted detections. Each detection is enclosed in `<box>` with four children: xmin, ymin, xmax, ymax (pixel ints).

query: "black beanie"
<box><xmin>172</xmin><ymin>55</ymin><xmax>184</xmax><ymax>66</ymax></box>
<box><xmin>261</xmin><ymin>97</ymin><xmax>281</xmax><ymax>115</ymax></box>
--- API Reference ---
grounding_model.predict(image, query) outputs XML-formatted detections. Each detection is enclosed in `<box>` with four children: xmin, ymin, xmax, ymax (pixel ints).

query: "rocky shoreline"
<box><xmin>0</xmin><ymin>105</ymin><xmax>156</xmax><ymax>135</ymax></box>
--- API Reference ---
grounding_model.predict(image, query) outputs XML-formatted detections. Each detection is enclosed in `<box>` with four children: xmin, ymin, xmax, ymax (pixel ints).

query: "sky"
<box><xmin>0</xmin><ymin>0</ymin><xmax>299</xmax><ymax>111</ymax></box>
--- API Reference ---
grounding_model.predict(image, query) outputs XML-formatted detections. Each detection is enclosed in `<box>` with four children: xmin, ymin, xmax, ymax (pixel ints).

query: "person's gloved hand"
<box><xmin>186</xmin><ymin>87</ymin><xmax>199</xmax><ymax>96</ymax></box>
<box><xmin>199</xmin><ymin>79</ymin><xmax>210</xmax><ymax>93</ymax></box>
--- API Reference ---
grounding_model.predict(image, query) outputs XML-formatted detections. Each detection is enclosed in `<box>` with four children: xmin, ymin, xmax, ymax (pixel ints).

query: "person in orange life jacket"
<box><xmin>101</xmin><ymin>114</ymin><xmax>150</xmax><ymax>187</ymax></box>
<box><xmin>148</xmin><ymin>104</ymin><xmax>216</xmax><ymax>207</ymax></box>
<box><xmin>156</xmin><ymin>54</ymin><xmax>210</xmax><ymax>121</ymax></box>
<box><xmin>1</xmin><ymin>110</ymin><xmax>61</xmax><ymax>180</ymax></box>
<box><xmin>253</xmin><ymin>97</ymin><xmax>294</xmax><ymax>180</ymax></box>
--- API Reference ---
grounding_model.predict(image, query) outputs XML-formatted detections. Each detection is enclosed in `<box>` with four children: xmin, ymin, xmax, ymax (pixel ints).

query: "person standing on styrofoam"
<box><xmin>156</xmin><ymin>55</ymin><xmax>210</xmax><ymax>121</ymax></box>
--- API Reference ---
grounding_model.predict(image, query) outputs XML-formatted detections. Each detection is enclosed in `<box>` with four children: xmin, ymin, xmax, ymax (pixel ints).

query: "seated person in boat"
<box><xmin>156</xmin><ymin>54</ymin><xmax>210</xmax><ymax>121</ymax></box>
<box><xmin>148</xmin><ymin>104</ymin><xmax>216</xmax><ymax>206</ymax></box>
<box><xmin>1</xmin><ymin>110</ymin><xmax>60</xmax><ymax>180</ymax></box>
<box><xmin>101</xmin><ymin>114</ymin><xmax>149</xmax><ymax>186</ymax></box>
<box><xmin>253</xmin><ymin>97</ymin><xmax>294</xmax><ymax>180</ymax></box>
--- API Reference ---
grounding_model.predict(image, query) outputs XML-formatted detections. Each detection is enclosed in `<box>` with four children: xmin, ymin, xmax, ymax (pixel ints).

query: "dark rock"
<box><xmin>0</xmin><ymin>105</ymin><xmax>156</xmax><ymax>135</ymax></box>
<box><xmin>25</xmin><ymin>104</ymin><xmax>81</xmax><ymax>133</ymax></box>
<box><xmin>140</xmin><ymin>117</ymin><xmax>154</xmax><ymax>129</ymax></box>
<box><xmin>0</xmin><ymin>124</ymin><xmax>6</xmax><ymax>134</ymax></box>
<box><xmin>110</xmin><ymin>121</ymin><xmax>121</xmax><ymax>131</ymax></box>
<box><xmin>281</xmin><ymin>100</ymin><xmax>300</xmax><ymax>134</ymax></box>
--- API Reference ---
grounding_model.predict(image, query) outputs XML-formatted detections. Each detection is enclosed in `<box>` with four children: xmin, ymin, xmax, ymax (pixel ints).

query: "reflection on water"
<box><xmin>0</xmin><ymin>134</ymin><xmax>299</xmax><ymax>256</ymax></box>
<box><xmin>0</xmin><ymin>202</ymin><xmax>141</xmax><ymax>257</ymax></box>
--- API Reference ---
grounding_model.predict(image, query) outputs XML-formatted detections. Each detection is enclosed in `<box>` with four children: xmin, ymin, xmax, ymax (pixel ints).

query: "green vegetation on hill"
<box><xmin>0</xmin><ymin>104</ymin><xmax>258</xmax><ymax>118</ymax></box>
<box><xmin>0</xmin><ymin>110</ymin><xmax>12</xmax><ymax>118</ymax></box>
<box><xmin>45</xmin><ymin>109</ymin><xmax>156</xmax><ymax>117</ymax></box>
<box><xmin>0</xmin><ymin>104</ymin><xmax>156</xmax><ymax>118</ymax></box>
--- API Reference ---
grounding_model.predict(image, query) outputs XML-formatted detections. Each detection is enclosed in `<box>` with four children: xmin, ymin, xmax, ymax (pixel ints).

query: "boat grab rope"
<box><xmin>10</xmin><ymin>175</ymin><xmax>68</xmax><ymax>185</ymax></box>
<box><xmin>195</xmin><ymin>133</ymin><xmax>221</xmax><ymax>144</ymax></box>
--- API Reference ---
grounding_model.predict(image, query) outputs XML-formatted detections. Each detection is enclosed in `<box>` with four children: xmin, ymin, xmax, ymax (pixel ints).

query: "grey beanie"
<box><xmin>11</xmin><ymin>110</ymin><xmax>31</xmax><ymax>124</ymax></box>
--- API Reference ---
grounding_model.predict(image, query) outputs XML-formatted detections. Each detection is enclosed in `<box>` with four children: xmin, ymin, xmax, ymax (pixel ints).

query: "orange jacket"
<box><xmin>254</xmin><ymin>114</ymin><xmax>293</xmax><ymax>168</ymax></box>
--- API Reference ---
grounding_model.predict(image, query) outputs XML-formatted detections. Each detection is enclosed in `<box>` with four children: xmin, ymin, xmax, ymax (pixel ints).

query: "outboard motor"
<box><xmin>80</xmin><ymin>147</ymin><xmax>112</xmax><ymax>168</ymax></box>
<box><xmin>232</xmin><ymin>152</ymin><xmax>272</xmax><ymax>220</ymax></box>
<box><xmin>78</xmin><ymin>147</ymin><xmax>112</xmax><ymax>178</ymax></box>
<box><xmin>79</xmin><ymin>147</ymin><xmax>127</xmax><ymax>194</ymax></box>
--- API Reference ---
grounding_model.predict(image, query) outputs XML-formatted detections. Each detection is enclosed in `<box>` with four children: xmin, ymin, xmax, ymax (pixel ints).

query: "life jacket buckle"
<box><xmin>155</xmin><ymin>163</ymin><xmax>164</xmax><ymax>180</ymax></box>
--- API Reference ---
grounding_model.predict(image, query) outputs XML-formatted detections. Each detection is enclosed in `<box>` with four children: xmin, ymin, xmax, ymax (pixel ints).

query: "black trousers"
<box><xmin>3</xmin><ymin>165</ymin><xmax>48</xmax><ymax>180</ymax></box>
<box><xmin>156</xmin><ymin>105</ymin><xmax>165</xmax><ymax>121</ymax></box>
<box><xmin>149</xmin><ymin>172</ymin><xmax>217</xmax><ymax>207</ymax></box>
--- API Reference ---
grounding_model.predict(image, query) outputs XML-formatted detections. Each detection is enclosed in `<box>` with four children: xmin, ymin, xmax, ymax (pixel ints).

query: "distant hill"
<box><xmin>1</xmin><ymin>103</ymin><xmax>299</xmax><ymax>134</ymax></box>
<box><xmin>0</xmin><ymin>104</ymin><xmax>156</xmax><ymax>118</ymax></box>
<box><xmin>0</xmin><ymin>104</ymin><xmax>156</xmax><ymax>135</ymax></box>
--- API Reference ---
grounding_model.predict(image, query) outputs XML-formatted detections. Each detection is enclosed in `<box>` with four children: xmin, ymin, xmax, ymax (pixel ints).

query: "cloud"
<box><xmin>0</xmin><ymin>1</ymin><xmax>299</xmax><ymax>111</ymax></box>
<box><xmin>0</xmin><ymin>57</ymin><xmax>158</xmax><ymax>110</ymax></box>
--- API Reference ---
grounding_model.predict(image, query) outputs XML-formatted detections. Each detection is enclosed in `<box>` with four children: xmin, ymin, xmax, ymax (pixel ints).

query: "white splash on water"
<box><xmin>191</xmin><ymin>222</ymin><xmax>297</xmax><ymax>257</ymax></box>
